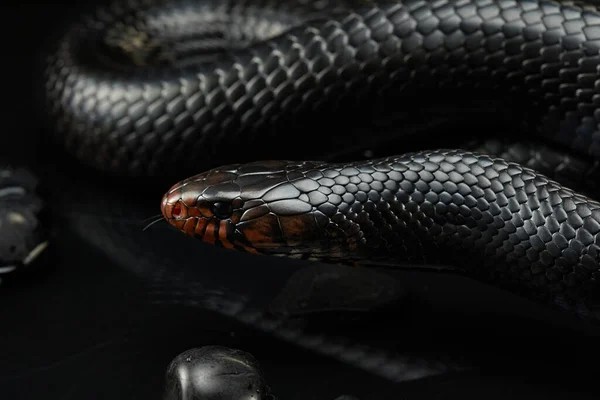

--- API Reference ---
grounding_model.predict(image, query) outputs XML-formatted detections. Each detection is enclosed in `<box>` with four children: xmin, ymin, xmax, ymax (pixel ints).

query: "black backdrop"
<box><xmin>2</xmin><ymin>1</ymin><xmax>600</xmax><ymax>399</ymax></box>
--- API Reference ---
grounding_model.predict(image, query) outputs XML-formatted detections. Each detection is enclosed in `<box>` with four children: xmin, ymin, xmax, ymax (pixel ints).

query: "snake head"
<box><xmin>161</xmin><ymin>160</ymin><xmax>353</xmax><ymax>259</ymax></box>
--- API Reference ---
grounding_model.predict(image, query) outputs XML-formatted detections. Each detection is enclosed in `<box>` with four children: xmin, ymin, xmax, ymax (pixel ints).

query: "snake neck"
<box><xmin>277</xmin><ymin>150</ymin><xmax>600</xmax><ymax>316</ymax></box>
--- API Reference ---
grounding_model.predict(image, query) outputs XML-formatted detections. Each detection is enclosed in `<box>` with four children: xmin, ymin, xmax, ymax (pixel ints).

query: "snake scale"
<box><xmin>45</xmin><ymin>0</ymin><xmax>600</xmax><ymax>325</ymax></box>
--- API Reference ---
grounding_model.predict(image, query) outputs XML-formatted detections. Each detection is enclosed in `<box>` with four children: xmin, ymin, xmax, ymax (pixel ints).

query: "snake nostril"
<box><xmin>172</xmin><ymin>204</ymin><xmax>182</xmax><ymax>218</ymax></box>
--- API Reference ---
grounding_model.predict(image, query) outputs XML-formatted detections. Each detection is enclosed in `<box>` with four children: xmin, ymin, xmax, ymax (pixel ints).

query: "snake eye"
<box><xmin>212</xmin><ymin>201</ymin><xmax>233</xmax><ymax>219</ymax></box>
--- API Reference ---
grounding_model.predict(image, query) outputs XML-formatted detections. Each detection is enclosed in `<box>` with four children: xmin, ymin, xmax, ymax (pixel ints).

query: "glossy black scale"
<box><xmin>45</xmin><ymin>0</ymin><xmax>600</xmax><ymax>180</ymax></box>
<box><xmin>164</xmin><ymin>150</ymin><xmax>600</xmax><ymax>319</ymax></box>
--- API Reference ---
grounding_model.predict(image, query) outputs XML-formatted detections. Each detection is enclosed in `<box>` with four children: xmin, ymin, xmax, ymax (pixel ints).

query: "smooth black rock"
<box><xmin>163</xmin><ymin>346</ymin><xmax>268</xmax><ymax>400</ymax></box>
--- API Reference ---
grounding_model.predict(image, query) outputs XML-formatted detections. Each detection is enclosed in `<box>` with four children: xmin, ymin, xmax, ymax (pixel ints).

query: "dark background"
<box><xmin>2</xmin><ymin>1</ymin><xmax>600</xmax><ymax>399</ymax></box>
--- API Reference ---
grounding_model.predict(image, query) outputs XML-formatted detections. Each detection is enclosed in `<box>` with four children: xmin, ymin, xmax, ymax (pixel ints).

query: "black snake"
<box><xmin>44</xmin><ymin>0</ymin><xmax>600</xmax><ymax>333</ymax></box>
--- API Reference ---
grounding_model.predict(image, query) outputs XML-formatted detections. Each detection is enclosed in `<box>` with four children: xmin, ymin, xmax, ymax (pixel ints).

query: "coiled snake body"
<box><xmin>46</xmin><ymin>0</ymin><xmax>600</xmax><ymax>319</ymax></box>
